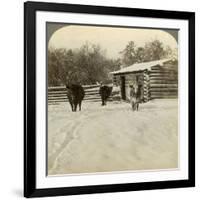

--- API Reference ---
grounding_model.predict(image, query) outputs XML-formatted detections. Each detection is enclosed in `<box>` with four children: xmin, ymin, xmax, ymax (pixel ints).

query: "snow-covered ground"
<box><xmin>48</xmin><ymin>99</ymin><xmax>178</xmax><ymax>175</ymax></box>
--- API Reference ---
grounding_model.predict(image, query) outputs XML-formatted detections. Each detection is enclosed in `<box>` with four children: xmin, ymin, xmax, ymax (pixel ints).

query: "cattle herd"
<box><xmin>66</xmin><ymin>83</ymin><xmax>141</xmax><ymax>112</ymax></box>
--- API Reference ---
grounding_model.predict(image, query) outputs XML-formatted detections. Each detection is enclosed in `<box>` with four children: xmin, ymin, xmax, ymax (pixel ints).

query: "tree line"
<box><xmin>48</xmin><ymin>40</ymin><xmax>177</xmax><ymax>86</ymax></box>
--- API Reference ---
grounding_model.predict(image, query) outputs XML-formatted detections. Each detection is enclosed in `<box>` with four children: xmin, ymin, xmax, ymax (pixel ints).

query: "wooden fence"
<box><xmin>48</xmin><ymin>84</ymin><xmax>112</xmax><ymax>104</ymax></box>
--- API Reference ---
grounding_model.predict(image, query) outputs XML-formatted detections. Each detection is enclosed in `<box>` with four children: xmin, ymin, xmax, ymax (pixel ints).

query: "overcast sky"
<box><xmin>48</xmin><ymin>25</ymin><xmax>178</xmax><ymax>59</ymax></box>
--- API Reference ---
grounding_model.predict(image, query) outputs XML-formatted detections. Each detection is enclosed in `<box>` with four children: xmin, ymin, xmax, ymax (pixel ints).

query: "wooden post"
<box><xmin>143</xmin><ymin>70</ymin><xmax>150</xmax><ymax>102</ymax></box>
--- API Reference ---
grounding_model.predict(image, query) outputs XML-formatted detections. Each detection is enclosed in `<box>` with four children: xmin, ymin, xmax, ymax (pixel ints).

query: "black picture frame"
<box><xmin>24</xmin><ymin>1</ymin><xmax>195</xmax><ymax>198</ymax></box>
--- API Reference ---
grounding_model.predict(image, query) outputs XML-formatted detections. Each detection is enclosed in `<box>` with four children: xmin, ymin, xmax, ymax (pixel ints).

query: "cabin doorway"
<box><xmin>120</xmin><ymin>76</ymin><xmax>126</xmax><ymax>100</ymax></box>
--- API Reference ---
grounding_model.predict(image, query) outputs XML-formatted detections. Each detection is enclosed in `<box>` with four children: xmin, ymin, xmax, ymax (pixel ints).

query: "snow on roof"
<box><xmin>110</xmin><ymin>58</ymin><xmax>171</xmax><ymax>75</ymax></box>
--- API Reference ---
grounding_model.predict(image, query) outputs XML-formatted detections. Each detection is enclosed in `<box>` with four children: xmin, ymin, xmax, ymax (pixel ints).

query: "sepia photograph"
<box><xmin>24</xmin><ymin>2</ymin><xmax>195</xmax><ymax>197</ymax></box>
<box><xmin>47</xmin><ymin>23</ymin><xmax>179</xmax><ymax>176</ymax></box>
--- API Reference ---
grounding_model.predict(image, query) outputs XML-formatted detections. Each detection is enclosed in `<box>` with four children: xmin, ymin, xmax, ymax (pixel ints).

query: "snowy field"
<box><xmin>48</xmin><ymin>99</ymin><xmax>178</xmax><ymax>175</ymax></box>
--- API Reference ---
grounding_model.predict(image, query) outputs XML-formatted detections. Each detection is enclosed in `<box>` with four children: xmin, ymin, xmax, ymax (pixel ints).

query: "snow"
<box><xmin>110</xmin><ymin>58</ymin><xmax>171</xmax><ymax>74</ymax></box>
<box><xmin>48</xmin><ymin>99</ymin><xmax>178</xmax><ymax>175</ymax></box>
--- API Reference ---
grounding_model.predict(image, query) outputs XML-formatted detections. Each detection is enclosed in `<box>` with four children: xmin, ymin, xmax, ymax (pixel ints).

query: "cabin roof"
<box><xmin>110</xmin><ymin>58</ymin><xmax>172</xmax><ymax>75</ymax></box>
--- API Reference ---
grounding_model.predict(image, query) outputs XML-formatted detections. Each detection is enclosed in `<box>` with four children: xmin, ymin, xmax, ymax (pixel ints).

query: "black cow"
<box><xmin>66</xmin><ymin>84</ymin><xmax>85</xmax><ymax>112</ymax></box>
<box><xmin>99</xmin><ymin>85</ymin><xmax>112</xmax><ymax>106</ymax></box>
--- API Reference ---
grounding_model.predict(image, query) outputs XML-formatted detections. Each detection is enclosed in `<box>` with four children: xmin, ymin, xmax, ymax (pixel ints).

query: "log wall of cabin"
<box><xmin>149</xmin><ymin>62</ymin><xmax>178</xmax><ymax>99</ymax></box>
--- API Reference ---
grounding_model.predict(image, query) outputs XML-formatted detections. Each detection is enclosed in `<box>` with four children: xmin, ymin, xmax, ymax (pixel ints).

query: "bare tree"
<box><xmin>120</xmin><ymin>39</ymin><xmax>176</xmax><ymax>67</ymax></box>
<box><xmin>48</xmin><ymin>43</ymin><xmax>121</xmax><ymax>86</ymax></box>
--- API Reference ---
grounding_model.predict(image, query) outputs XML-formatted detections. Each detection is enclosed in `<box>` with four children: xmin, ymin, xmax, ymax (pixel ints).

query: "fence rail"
<box><xmin>48</xmin><ymin>85</ymin><xmax>112</xmax><ymax>104</ymax></box>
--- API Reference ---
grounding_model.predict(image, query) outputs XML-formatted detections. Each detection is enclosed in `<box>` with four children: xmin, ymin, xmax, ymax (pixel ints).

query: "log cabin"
<box><xmin>110</xmin><ymin>58</ymin><xmax>178</xmax><ymax>102</ymax></box>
